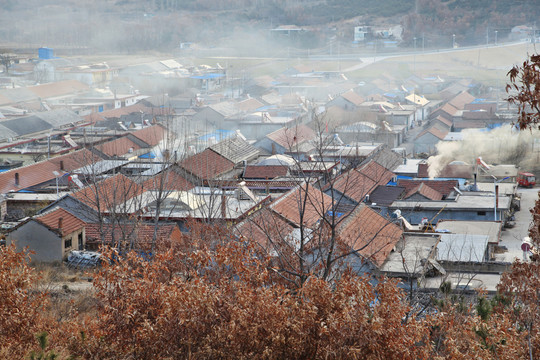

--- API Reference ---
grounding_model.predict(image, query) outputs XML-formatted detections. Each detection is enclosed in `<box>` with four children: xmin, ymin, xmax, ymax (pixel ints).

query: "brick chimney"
<box><xmin>58</xmin><ymin>217</ymin><xmax>63</xmax><ymax>234</ymax></box>
<box><xmin>60</xmin><ymin>160</ymin><xmax>64</xmax><ymax>171</ymax></box>
<box><xmin>14</xmin><ymin>172</ymin><xmax>19</xmax><ymax>186</ymax></box>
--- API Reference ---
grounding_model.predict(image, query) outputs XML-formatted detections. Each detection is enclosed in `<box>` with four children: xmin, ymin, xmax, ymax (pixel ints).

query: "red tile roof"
<box><xmin>403</xmin><ymin>183</ymin><xmax>443</xmax><ymax>201</ymax></box>
<box><xmin>84</xmin><ymin>103</ymin><xmax>173</xmax><ymax>123</ymax></box>
<box><xmin>0</xmin><ymin>149</ymin><xmax>102</xmax><ymax>194</ymax></box>
<box><xmin>96</xmin><ymin>136</ymin><xmax>142</xmax><ymax>157</ymax></box>
<box><xmin>338</xmin><ymin>204</ymin><xmax>402</xmax><ymax>267</ymax></box>
<box><xmin>85</xmin><ymin>222</ymin><xmax>181</xmax><ymax>246</ymax></box>
<box><xmin>36</xmin><ymin>207</ymin><xmax>85</xmax><ymax>236</ymax></box>
<box><xmin>332</xmin><ymin>161</ymin><xmax>394</xmax><ymax>203</ymax></box>
<box><xmin>236</xmin><ymin>98</ymin><xmax>264</xmax><ymax>112</ymax></box>
<box><xmin>434</xmin><ymin>115</ymin><xmax>453</xmax><ymax>128</ymax></box>
<box><xmin>358</xmin><ymin>160</ymin><xmax>395</xmax><ymax>184</ymax></box>
<box><xmin>130</xmin><ymin>125</ymin><xmax>167</xmax><ymax>147</ymax></box>
<box><xmin>271</xmin><ymin>184</ymin><xmax>334</xmax><ymax>228</ymax></box>
<box><xmin>266</xmin><ymin>125</ymin><xmax>316</xmax><ymax>150</ymax></box>
<box><xmin>341</xmin><ymin>90</ymin><xmax>364</xmax><ymax>106</ymax></box>
<box><xmin>142</xmin><ymin>169</ymin><xmax>194</xmax><ymax>191</ymax></box>
<box><xmin>235</xmin><ymin>208</ymin><xmax>295</xmax><ymax>250</ymax></box>
<box><xmin>397</xmin><ymin>179</ymin><xmax>458</xmax><ymax>198</ymax></box>
<box><xmin>28</xmin><ymin>80</ymin><xmax>89</xmax><ymax>99</ymax></box>
<box><xmin>448</xmin><ymin>91</ymin><xmax>475</xmax><ymax>110</ymax></box>
<box><xmin>71</xmin><ymin>174</ymin><xmax>144</xmax><ymax>211</ymax></box>
<box><xmin>243</xmin><ymin>165</ymin><xmax>289</xmax><ymax>179</ymax></box>
<box><xmin>415</xmin><ymin>126</ymin><xmax>448</xmax><ymax>141</ymax></box>
<box><xmin>438</xmin><ymin>103</ymin><xmax>459</xmax><ymax>117</ymax></box>
<box><xmin>180</xmin><ymin>148</ymin><xmax>234</xmax><ymax>181</ymax></box>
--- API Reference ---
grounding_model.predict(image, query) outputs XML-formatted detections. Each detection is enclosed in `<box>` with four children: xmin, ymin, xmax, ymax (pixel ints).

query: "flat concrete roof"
<box><xmin>436</xmin><ymin>220</ymin><xmax>501</xmax><ymax>244</ymax></box>
<box><xmin>422</xmin><ymin>272</ymin><xmax>502</xmax><ymax>293</ymax></box>
<box><xmin>379</xmin><ymin>234</ymin><xmax>438</xmax><ymax>276</ymax></box>
<box><xmin>437</xmin><ymin>233</ymin><xmax>489</xmax><ymax>262</ymax></box>
<box><xmin>390</xmin><ymin>193</ymin><xmax>511</xmax><ymax>211</ymax></box>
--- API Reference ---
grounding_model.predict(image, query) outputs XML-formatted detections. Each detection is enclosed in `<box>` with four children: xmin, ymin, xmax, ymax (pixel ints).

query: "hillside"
<box><xmin>0</xmin><ymin>0</ymin><xmax>538</xmax><ymax>53</ymax></box>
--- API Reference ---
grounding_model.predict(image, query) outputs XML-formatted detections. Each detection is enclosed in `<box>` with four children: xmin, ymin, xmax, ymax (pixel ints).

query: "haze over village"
<box><xmin>2</xmin><ymin>1</ymin><xmax>540</xmax><ymax>358</ymax></box>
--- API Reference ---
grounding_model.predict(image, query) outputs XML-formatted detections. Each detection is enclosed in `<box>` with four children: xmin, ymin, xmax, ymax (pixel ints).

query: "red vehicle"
<box><xmin>517</xmin><ymin>172</ymin><xmax>536</xmax><ymax>188</ymax></box>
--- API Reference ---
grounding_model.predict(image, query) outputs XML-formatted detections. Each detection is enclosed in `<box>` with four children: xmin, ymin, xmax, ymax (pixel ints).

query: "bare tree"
<box><xmin>236</xmin><ymin>111</ymin><xmax>404</xmax><ymax>288</ymax></box>
<box><xmin>0</xmin><ymin>51</ymin><xmax>16</xmax><ymax>74</ymax></box>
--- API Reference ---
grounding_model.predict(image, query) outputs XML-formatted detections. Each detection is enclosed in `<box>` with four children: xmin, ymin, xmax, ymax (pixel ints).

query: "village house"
<box><xmin>6</xmin><ymin>207</ymin><xmax>86</xmax><ymax>262</ymax></box>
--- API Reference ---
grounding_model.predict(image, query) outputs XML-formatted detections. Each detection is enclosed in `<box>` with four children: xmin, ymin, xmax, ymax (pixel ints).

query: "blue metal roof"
<box><xmin>190</xmin><ymin>73</ymin><xmax>225</xmax><ymax>80</ymax></box>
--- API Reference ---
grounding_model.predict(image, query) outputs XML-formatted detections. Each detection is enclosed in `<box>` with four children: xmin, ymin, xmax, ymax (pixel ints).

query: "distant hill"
<box><xmin>0</xmin><ymin>0</ymin><xmax>538</xmax><ymax>53</ymax></box>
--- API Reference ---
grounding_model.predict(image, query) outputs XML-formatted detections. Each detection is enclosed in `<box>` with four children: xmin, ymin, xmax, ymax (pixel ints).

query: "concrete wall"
<box><xmin>6</xmin><ymin>221</ymin><xmax>62</xmax><ymax>262</ymax></box>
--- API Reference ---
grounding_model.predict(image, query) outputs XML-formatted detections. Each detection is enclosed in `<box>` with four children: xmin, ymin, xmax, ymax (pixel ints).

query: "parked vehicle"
<box><xmin>517</xmin><ymin>172</ymin><xmax>536</xmax><ymax>188</ymax></box>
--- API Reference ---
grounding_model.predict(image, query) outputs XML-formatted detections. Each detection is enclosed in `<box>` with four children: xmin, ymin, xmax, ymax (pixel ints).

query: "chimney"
<box><xmin>58</xmin><ymin>217</ymin><xmax>63</xmax><ymax>234</ymax></box>
<box><xmin>221</xmin><ymin>194</ymin><xmax>227</xmax><ymax>218</ymax></box>
<box><xmin>14</xmin><ymin>172</ymin><xmax>19</xmax><ymax>186</ymax></box>
<box><xmin>60</xmin><ymin>160</ymin><xmax>64</xmax><ymax>171</ymax></box>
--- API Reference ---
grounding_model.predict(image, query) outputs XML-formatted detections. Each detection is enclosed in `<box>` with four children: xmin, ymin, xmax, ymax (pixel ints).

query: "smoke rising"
<box><xmin>427</xmin><ymin>124</ymin><xmax>540</xmax><ymax>178</ymax></box>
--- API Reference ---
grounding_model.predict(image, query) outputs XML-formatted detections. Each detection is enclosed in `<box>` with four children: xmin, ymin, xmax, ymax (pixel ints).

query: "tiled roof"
<box><xmin>415</xmin><ymin>126</ymin><xmax>448</xmax><ymax>141</ymax></box>
<box><xmin>236</xmin><ymin>98</ymin><xmax>265</xmax><ymax>112</ymax></box>
<box><xmin>369</xmin><ymin>185</ymin><xmax>405</xmax><ymax>206</ymax></box>
<box><xmin>333</xmin><ymin>169</ymin><xmax>377</xmax><ymax>203</ymax></box>
<box><xmin>27</xmin><ymin>80</ymin><xmax>89</xmax><ymax>99</ymax></box>
<box><xmin>403</xmin><ymin>183</ymin><xmax>443</xmax><ymax>201</ymax></box>
<box><xmin>434</xmin><ymin>115</ymin><xmax>453</xmax><ymax>127</ymax></box>
<box><xmin>358</xmin><ymin>160</ymin><xmax>395</xmax><ymax>184</ymax></box>
<box><xmin>84</xmin><ymin>103</ymin><xmax>173</xmax><ymax>123</ymax></box>
<box><xmin>85</xmin><ymin>222</ymin><xmax>181</xmax><ymax>245</ymax></box>
<box><xmin>0</xmin><ymin>149</ymin><xmax>102</xmax><ymax>194</ymax></box>
<box><xmin>180</xmin><ymin>148</ymin><xmax>235</xmax><ymax>181</ymax></box>
<box><xmin>0</xmin><ymin>114</ymin><xmax>52</xmax><ymax>136</ymax></box>
<box><xmin>266</xmin><ymin>125</ymin><xmax>316</xmax><ymax>150</ymax></box>
<box><xmin>337</xmin><ymin>204</ymin><xmax>402</xmax><ymax>267</ymax></box>
<box><xmin>235</xmin><ymin>208</ymin><xmax>295</xmax><ymax>250</ymax></box>
<box><xmin>243</xmin><ymin>165</ymin><xmax>289</xmax><ymax>179</ymax></box>
<box><xmin>397</xmin><ymin>179</ymin><xmax>458</xmax><ymax>198</ymax></box>
<box><xmin>448</xmin><ymin>91</ymin><xmax>475</xmax><ymax>110</ymax></box>
<box><xmin>271</xmin><ymin>184</ymin><xmax>334</xmax><ymax>228</ymax></box>
<box><xmin>332</xmin><ymin>160</ymin><xmax>394</xmax><ymax>203</ymax></box>
<box><xmin>71</xmin><ymin>174</ymin><xmax>144</xmax><ymax>211</ymax></box>
<box><xmin>95</xmin><ymin>136</ymin><xmax>142</xmax><ymax>157</ymax></box>
<box><xmin>142</xmin><ymin>168</ymin><xmax>194</xmax><ymax>191</ymax></box>
<box><xmin>130</xmin><ymin>125</ymin><xmax>166</xmax><ymax>147</ymax></box>
<box><xmin>36</xmin><ymin>207</ymin><xmax>85</xmax><ymax>236</ymax></box>
<box><xmin>341</xmin><ymin>90</ymin><xmax>364</xmax><ymax>106</ymax></box>
<box><xmin>209</xmin><ymin>136</ymin><xmax>260</xmax><ymax>164</ymax></box>
<box><xmin>438</xmin><ymin>103</ymin><xmax>459</xmax><ymax>117</ymax></box>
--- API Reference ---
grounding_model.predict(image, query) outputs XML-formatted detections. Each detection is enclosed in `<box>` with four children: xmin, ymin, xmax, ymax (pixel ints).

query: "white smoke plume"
<box><xmin>427</xmin><ymin>124</ymin><xmax>540</xmax><ymax>178</ymax></box>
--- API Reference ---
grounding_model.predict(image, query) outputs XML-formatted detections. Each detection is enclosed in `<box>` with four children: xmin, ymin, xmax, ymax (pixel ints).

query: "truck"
<box><xmin>517</xmin><ymin>172</ymin><xmax>536</xmax><ymax>188</ymax></box>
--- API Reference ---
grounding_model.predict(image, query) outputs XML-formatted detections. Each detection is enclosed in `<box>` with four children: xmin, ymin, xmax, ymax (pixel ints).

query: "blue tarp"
<box><xmin>190</xmin><ymin>73</ymin><xmax>225</xmax><ymax>80</ymax></box>
<box><xmin>139</xmin><ymin>152</ymin><xmax>156</xmax><ymax>159</ymax></box>
<box><xmin>387</xmin><ymin>175</ymin><xmax>413</xmax><ymax>186</ymax></box>
<box><xmin>198</xmin><ymin>129</ymin><xmax>235</xmax><ymax>142</ymax></box>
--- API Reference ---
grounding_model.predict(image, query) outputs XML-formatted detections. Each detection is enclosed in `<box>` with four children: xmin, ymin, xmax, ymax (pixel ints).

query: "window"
<box><xmin>64</xmin><ymin>238</ymin><xmax>72</xmax><ymax>249</ymax></box>
<box><xmin>477</xmin><ymin>211</ymin><xmax>486</xmax><ymax>216</ymax></box>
